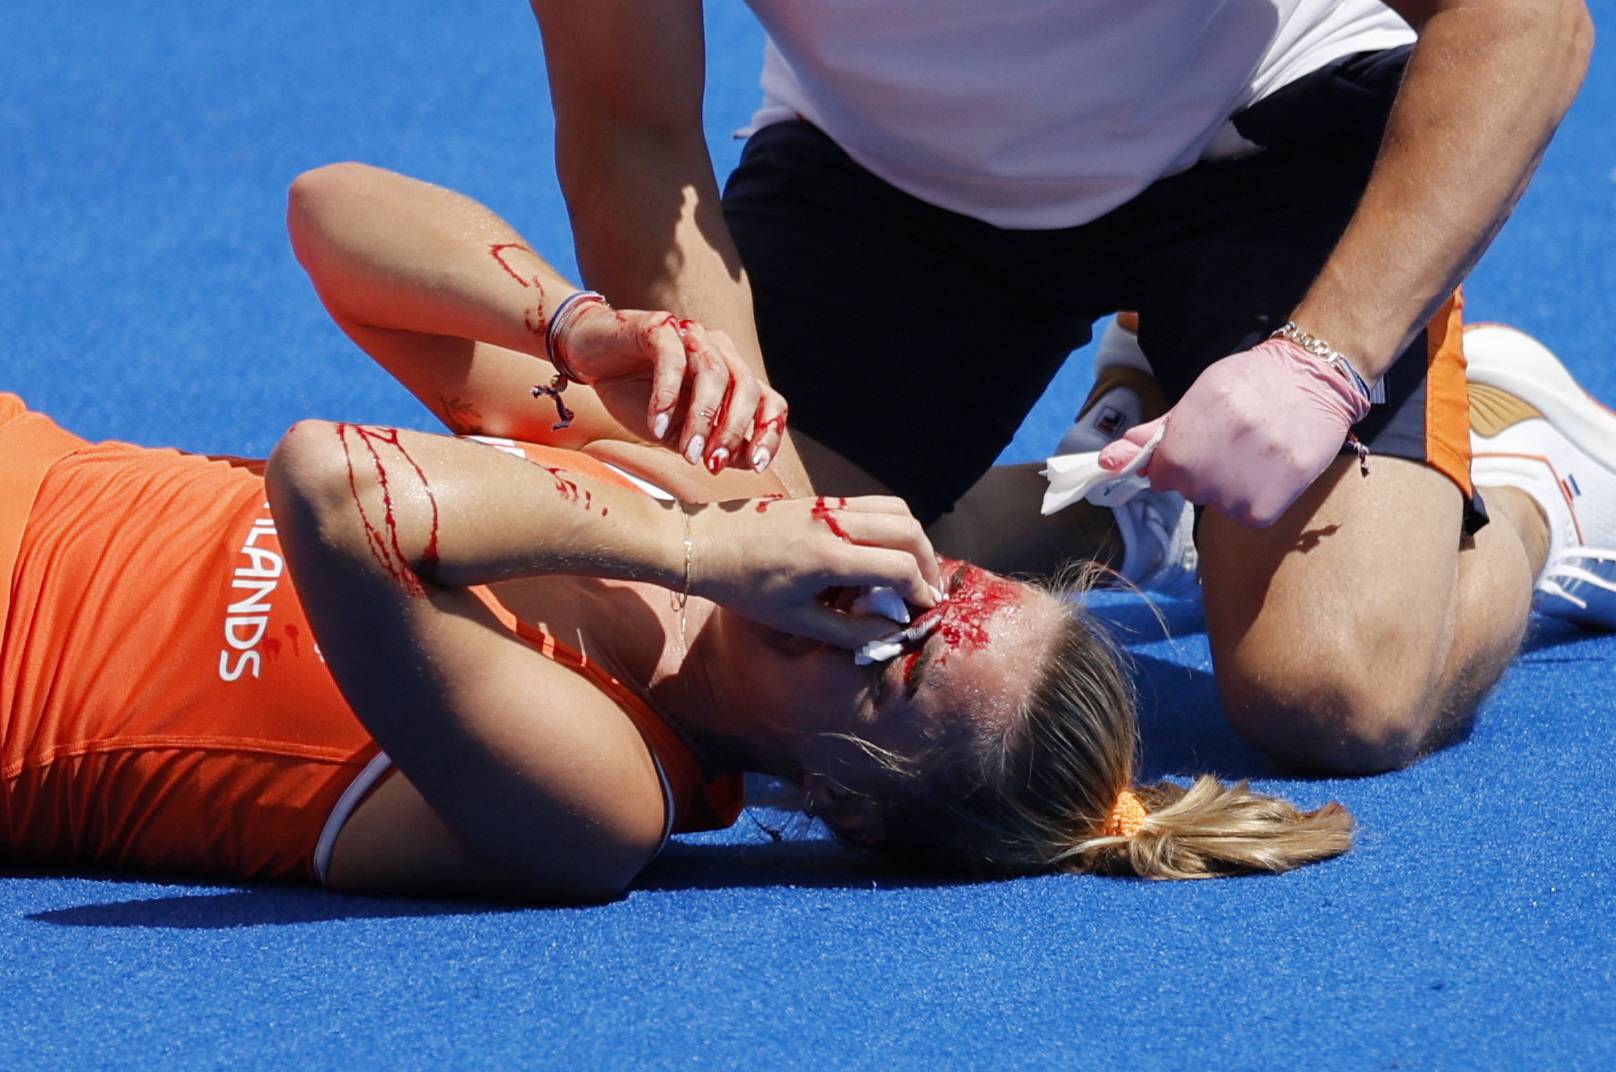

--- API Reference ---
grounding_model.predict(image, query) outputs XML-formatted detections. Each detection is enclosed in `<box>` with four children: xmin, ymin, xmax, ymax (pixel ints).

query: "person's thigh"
<box><xmin>1200</xmin><ymin>457</ymin><xmax>1460</xmax><ymax>769</ymax></box>
<box><xmin>723</xmin><ymin>121</ymin><xmax>1101</xmax><ymax>524</ymax></box>
<box><xmin>1199</xmin><ymin>453</ymin><xmax>1532</xmax><ymax>773</ymax></box>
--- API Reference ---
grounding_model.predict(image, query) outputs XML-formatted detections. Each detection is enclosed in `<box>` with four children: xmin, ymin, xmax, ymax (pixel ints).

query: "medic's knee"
<box><xmin>1216</xmin><ymin>629</ymin><xmax>1438</xmax><ymax>775</ymax></box>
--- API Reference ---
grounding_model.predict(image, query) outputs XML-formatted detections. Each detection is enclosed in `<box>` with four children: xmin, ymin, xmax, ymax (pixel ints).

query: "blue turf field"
<box><xmin>3</xmin><ymin>3</ymin><xmax>1614</xmax><ymax>1067</ymax></box>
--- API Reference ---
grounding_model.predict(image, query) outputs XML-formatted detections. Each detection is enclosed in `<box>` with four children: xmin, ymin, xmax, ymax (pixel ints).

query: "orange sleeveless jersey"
<box><xmin>0</xmin><ymin>396</ymin><xmax>742</xmax><ymax>882</ymax></box>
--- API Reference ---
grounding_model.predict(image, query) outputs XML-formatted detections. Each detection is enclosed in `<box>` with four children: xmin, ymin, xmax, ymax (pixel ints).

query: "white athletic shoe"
<box><xmin>1466</xmin><ymin>323</ymin><xmax>1616</xmax><ymax>630</ymax></box>
<box><xmin>1059</xmin><ymin>316</ymin><xmax>1201</xmax><ymax>599</ymax></box>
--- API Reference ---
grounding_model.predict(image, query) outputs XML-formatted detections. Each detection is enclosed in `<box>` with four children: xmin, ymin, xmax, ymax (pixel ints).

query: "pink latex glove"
<box><xmin>1098</xmin><ymin>337</ymin><xmax>1371</xmax><ymax>527</ymax></box>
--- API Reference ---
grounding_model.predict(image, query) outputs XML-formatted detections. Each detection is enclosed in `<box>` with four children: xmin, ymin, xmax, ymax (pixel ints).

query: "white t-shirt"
<box><xmin>743</xmin><ymin>1</ymin><xmax>1414</xmax><ymax>229</ymax></box>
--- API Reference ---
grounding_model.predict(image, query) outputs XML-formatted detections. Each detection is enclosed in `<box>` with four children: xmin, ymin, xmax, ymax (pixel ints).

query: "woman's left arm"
<box><xmin>266</xmin><ymin>422</ymin><xmax>938</xmax><ymax>898</ymax></box>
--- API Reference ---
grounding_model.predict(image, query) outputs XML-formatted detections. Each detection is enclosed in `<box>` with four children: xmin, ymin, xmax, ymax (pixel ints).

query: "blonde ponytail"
<box><xmin>1069</xmin><ymin>777</ymin><xmax>1354</xmax><ymax>880</ymax></box>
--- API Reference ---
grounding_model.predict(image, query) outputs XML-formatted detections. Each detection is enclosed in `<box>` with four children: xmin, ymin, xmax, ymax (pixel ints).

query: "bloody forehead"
<box><xmin>936</xmin><ymin>561</ymin><xmax>1021</xmax><ymax>652</ymax></box>
<box><xmin>898</xmin><ymin>561</ymin><xmax>1030</xmax><ymax>699</ymax></box>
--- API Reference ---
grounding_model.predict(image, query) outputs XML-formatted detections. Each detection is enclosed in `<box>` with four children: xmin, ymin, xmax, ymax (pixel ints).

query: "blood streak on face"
<box><xmin>811</xmin><ymin>496</ymin><xmax>851</xmax><ymax>540</ymax></box>
<box><xmin>900</xmin><ymin>648</ymin><xmax>925</xmax><ymax>694</ymax></box>
<box><xmin>335</xmin><ymin>423</ymin><xmax>442</xmax><ymax>597</ymax></box>
<box><xmin>754</xmin><ymin>493</ymin><xmax>786</xmax><ymax>514</ymax></box>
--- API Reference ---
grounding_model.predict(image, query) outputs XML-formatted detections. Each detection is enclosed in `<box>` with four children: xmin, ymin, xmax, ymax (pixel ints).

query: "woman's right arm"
<box><xmin>266</xmin><ymin>421</ymin><xmax>938</xmax><ymax>898</ymax></box>
<box><xmin>286</xmin><ymin>163</ymin><xmax>787</xmax><ymax>471</ymax></box>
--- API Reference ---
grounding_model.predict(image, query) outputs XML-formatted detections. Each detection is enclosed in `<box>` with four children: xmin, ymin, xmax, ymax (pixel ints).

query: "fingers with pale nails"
<box><xmin>690</xmin><ymin>494</ymin><xmax>943</xmax><ymax>650</ymax></box>
<box><xmin>704</xmin><ymin>334</ymin><xmax>763</xmax><ymax>474</ymax></box>
<box><xmin>641</xmin><ymin>313</ymin><xmax>688</xmax><ymax>441</ymax></box>
<box><xmin>670</xmin><ymin>319</ymin><xmax>729</xmax><ymax>466</ymax></box>
<box><xmin>554</xmin><ymin>304</ymin><xmax>791</xmax><ymax>473</ymax></box>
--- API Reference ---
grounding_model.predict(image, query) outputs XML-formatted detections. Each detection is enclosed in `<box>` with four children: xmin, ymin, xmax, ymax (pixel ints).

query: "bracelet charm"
<box><xmin>532</xmin><ymin>289</ymin><xmax>609</xmax><ymax>431</ymax></box>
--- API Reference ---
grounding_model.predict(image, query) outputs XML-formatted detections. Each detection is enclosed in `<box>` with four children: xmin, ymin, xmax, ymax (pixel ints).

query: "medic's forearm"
<box><xmin>558</xmin><ymin>134</ymin><xmax>813</xmax><ymax>495</ymax></box>
<box><xmin>560</xmin><ymin>128</ymin><xmax>763</xmax><ymax>368</ymax></box>
<box><xmin>287</xmin><ymin>162</ymin><xmax>583</xmax><ymax>362</ymax></box>
<box><xmin>1288</xmin><ymin>0</ymin><xmax>1592</xmax><ymax>378</ymax></box>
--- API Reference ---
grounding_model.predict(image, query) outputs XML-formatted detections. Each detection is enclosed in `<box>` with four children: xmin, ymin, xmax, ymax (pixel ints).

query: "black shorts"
<box><xmin>724</xmin><ymin>46</ymin><xmax>1482</xmax><ymax>527</ymax></box>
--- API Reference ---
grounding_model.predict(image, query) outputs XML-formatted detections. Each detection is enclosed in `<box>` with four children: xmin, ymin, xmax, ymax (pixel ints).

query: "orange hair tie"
<box><xmin>1102</xmin><ymin>789</ymin><xmax>1147</xmax><ymax>838</ymax></box>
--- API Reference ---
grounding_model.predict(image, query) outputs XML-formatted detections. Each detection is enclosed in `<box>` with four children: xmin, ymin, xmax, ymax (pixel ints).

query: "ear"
<box><xmin>805</xmin><ymin>775</ymin><xmax>887</xmax><ymax>847</ymax></box>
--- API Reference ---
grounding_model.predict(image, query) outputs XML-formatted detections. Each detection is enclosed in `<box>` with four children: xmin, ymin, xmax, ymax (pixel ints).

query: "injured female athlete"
<box><xmin>0</xmin><ymin>165</ymin><xmax>1350</xmax><ymax>902</ymax></box>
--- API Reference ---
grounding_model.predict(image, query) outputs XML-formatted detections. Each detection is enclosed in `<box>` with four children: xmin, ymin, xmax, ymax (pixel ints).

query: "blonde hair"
<box><xmin>837</xmin><ymin>585</ymin><xmax>1355</xmax><ymax>880</ymax></box>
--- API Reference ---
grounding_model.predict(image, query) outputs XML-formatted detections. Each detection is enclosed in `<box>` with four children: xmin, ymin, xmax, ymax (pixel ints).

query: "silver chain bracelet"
<box><xmin>1271</xmin><ymin>321</ymin><xmax>1385</xmax><ymax>405</ymax></box>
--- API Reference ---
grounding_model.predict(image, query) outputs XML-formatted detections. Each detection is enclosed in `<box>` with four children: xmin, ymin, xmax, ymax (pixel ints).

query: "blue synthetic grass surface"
<box><xmin>3</xmin><ymin>3</ymin><xmax>1614</xmax><ymax>1067</ymax></box>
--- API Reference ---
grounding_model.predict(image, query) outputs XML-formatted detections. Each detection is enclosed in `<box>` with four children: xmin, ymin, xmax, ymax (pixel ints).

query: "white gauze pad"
<box><xmin>850</xmin><ymin>586</ymin><xmax>914</xmax><ymax>666</ymax></box>
<box><xmin>1039</xmin><ymin>424</ymin><xmax>1164</xmax><ymax>516</ymax></box>
<box><xmin>850</xmin><ymin>586</ymin><xmax>910</xmax><ymax>626</ymax></box>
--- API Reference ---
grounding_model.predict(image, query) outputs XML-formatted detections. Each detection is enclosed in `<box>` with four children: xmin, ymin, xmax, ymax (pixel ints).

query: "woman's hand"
<box><xmin>556</xmin><ymin>302</ymin><xmax>790</xmax><ymax>474</ymax></box>
<box><xmin>689</xmin><ymin>495</ymin><xmax>944</xmax><ymax>650</ymax></box>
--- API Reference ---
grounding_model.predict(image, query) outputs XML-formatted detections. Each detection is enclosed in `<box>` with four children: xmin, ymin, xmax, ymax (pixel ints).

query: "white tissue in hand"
<box><xmin>853</xmin><ymin>614</ymin><xmax>941</xmax><ymax>667</ymax></box>
<box><xmin>849</xmin><ymin>587</ymin><xmax>912</xmax><ymax>666</ymax></box>
<box><xmin>853</xmin><ymin>637</ymin><xmax>906</xmax><ymax>666</ymax></box>
<box><xmin>1040</xmin><ymin>424</ymin><xmax>1164</xmax><ymax>516</ymax></box>
<box><xmin>850</xmin><ymin>586</ymin><xmax>910</xmax><ymax>625</ymax></box>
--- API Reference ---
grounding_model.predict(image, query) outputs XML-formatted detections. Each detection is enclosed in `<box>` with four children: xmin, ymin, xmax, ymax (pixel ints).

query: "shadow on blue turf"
<box><xmin>1129</xmin><ymin>654</ymin><xmax>1284</xmax><ymax>782</ymax></box>
<box><xmin>1085</xmin><ymin>594</ymin><xmax>1288</xmax><ymax>781</ymax></box>
<box><xmin>1086</xmin><ymin>592</ymin><xmax>1207</xmax><ymax>641</ymax></box>
<box><xmin>1520</xmin><ymin>616</ymin><xmax>1615</xmax><ymax>661</ymax></box>
<box><xmin>13</xmin><ymin>872</ymin><xmax>516</xmax><ymax>928</ymax></box>
<box><xmin>640</xmin><ymin>839</ymin><xmax>957</xmax><ymax>893</ymax></box>
<box><xmin>9</xmin><ymin>842</ymin><xmax>959</xmax><ymax>927</ymax></box>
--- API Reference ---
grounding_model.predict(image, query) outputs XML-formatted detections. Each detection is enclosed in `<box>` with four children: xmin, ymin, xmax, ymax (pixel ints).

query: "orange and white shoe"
<box><xmin>1466</xmin><ymin>323</ymin><xmax>1616</xmax><ymax>630</ymax></box>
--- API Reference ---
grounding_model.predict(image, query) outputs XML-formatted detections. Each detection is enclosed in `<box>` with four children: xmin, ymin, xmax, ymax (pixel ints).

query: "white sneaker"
<box><xmin>1466</xmin><ymin>323</ymin><xmax>1616</xmax><ymax>630</ymax></box>
<box><xmin>1060</xmin><ymin>316</ymin><xmax>1201</xmax><ymax>599</ymax></box>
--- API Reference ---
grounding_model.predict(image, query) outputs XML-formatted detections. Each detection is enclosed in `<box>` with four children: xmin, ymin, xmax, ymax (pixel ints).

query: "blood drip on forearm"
<box><xmin>489</xmin><ymin>242</ymin><xmax>551</xmax><ymax>343</ymax></box>
<box><xmin>336</xmin><ymin>423</ymin><xmax>442</xmax><ymax>596</ymax></box>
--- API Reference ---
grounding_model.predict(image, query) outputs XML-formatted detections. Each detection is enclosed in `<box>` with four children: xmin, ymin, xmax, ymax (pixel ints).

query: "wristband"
<box><xmin>544</xmin><ymin>290</ymin><xmax>609</xmax><ymax>385</ymax></box>
<box><xmin>1271</xmin><ymin>321</ymin><xmax>1385</xmax><ymax>405</ymax></box>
